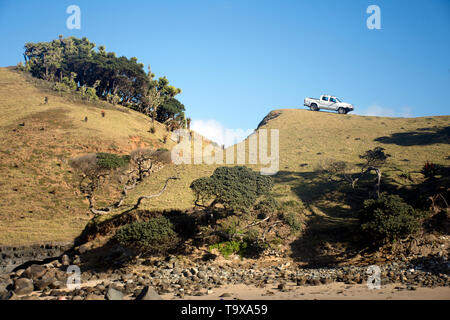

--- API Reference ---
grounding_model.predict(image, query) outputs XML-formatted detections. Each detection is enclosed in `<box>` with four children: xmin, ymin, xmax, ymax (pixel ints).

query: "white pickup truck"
<box><xmin>304</xmin><ymin>94</ymin><xmax>354</xmax><ymax>114</ymax></box>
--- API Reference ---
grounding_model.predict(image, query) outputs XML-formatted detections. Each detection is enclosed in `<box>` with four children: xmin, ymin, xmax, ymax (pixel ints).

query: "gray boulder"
<box><xmin>49</xmin><ymin>280</ymin><xmax>65</xmax><ymax>289</ymax></box>
<box><xmin>61</xmin><ymin>254</ymin><xmax>70</xmax><ymax>266</ymax></box>
<box><xmin>106</xmin><ymin>287</ymin><xmax>124</xmax><ymax>300</ymax></box>
<box><xmin>13</xmin><ymin>278</ymin><xmax>34</xmax><ymax>295</ymax></box>
<box><xmin>34</xmin><ymin>276</ymin><xmax>55</xmax><ymax>291</ymax></box>
<box><xmin>77</xmin><ymin>243</ymin><xmax>92</xmax><ymax>254</ymax></box>
<box><xmin>0</xmin><ymin>287</ymin><xmax>11</xmax><ymax>300</ymax></box>
<box><xmin>22</xmin><ymin>264</ymin><xmax>46</xmax><ymax>280</ymax></box>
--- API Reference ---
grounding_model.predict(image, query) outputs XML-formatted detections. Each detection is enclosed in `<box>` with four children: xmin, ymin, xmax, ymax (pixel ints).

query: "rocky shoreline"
<box><xmin>0</xmin><ymin>252</ymin><xmax>448</xmax><ymax>300</ymax></box>
<box><xmin>0</xmin><ymin>242</ymin><xmax>73</xmax><ymax>274</ymax></box>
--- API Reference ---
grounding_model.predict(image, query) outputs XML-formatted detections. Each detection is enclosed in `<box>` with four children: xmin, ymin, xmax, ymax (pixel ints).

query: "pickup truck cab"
<box><xmin>304</xmin><ymin>94</ymin><xmax>354</xmax><ymax>114</ymax></box>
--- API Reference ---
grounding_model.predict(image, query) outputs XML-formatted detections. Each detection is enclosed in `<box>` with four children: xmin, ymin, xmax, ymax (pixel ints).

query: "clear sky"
<box><xmin>0</xmin><ymin>0</ymin><xmax>449</xmax><ymax>145</ymax></box>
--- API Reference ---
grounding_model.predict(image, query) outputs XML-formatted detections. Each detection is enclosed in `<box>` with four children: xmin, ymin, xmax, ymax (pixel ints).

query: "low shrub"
<box><xmin>114</xmin><ymin>216</ymin><xmax>179</xmax><ymax>253</ymax></box>
<box><xmin>254</xmin><ymin>197</ymin><xmax>280</xmax><ymax>217</ymax></box>
<box><xmin>96</xmin><ymin>152</ymin><xmax>130</xmax><ymax>170</ymax></box>
<box><xmin>284</xmin><ymin>212</ymin><xmax>302</xmax><ymax>232</ymax></box>
<box><xmin>79</xmin><ymin>86</ymin><xmax>99</xmax><ymax>101</ymax></box>
<box><xmin>359</xmin><ymin>193</ymin><xmax>426</xmax><ymax>244</ymax></box>
<box><xmin>209</xmin><ymin>240</ymin><xmax>248</xmax><ymax>258</ymax></box>
<box><xmin>52</xmin><ymin>82</ymin><xmax>71</xmax><ymax>93</ymax></box>
<box><xmin>421</xmin><ymin>161</ymin><xmax>440</xmax><ymax>179</ymax></box>
<box><xmin>61</xmin><ymin>76</ymin><xmax>77</xmax><ymax>91</ymax></box>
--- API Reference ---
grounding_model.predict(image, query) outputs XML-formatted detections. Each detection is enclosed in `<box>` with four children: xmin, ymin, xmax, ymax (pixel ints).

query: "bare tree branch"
<box><xmin>132</xmin><ymin>176</ymin><xmax>179</xmax><ymax>209</ymax></box>
<box><xmin>243</xmin><ymin>216</ymin><xmax>270</xmax><ymax>229</ymax></box>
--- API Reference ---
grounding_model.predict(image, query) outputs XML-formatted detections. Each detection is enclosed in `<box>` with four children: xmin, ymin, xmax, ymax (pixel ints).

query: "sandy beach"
<box><xmin>161</xmin><ymin>282</ymin><xmax>450</xmax><ymax>300</ymax></box>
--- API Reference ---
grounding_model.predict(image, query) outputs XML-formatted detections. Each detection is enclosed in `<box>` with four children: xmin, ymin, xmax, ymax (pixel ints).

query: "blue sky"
<box><xmin>0</xmin><ymin>0</ymin><xmax>449</xmax><ymax>145</ymax></box>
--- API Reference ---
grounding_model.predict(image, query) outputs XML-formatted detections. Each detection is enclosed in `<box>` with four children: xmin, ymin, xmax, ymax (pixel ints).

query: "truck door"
<box><xmin>320</xmin><ymin>95</ymin><xmax>331</xmax><ymax>110</ymax></box>
<box><xmin>329</xmin><ymin>97</ymin><xmax>338</xmax><ymax>110</ymax></box>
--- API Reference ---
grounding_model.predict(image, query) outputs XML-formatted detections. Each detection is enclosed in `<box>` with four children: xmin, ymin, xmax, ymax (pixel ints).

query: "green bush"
<box><xmin>52</xmin><ymin>82</ymin><xmax>71</xmax><ymax>93</ymax></box>
<box><xmin>209</xmin><ymin>240</ymin><xmax>248</xmax><ymax>258</ymax></box>
<box><xmin>62</xmin><ymin>76</ymin><xmax>77</xmax><ymax>91</ymax></box>
<box><xmin>190</xmin><ymin>166</ymin><xmax>274</xmax><ymax>213</ymax></box>
<box><xmin>359</xmin><ymin>194</ymin><xmax>425</xmax><ymax>244</ymax></box>
<box><xmin>79</xmin><ymin>86</ymin><xmax>99</xmax><ymax>101</ymax></box>
<box><xmin>284</xmin><ymin>212</ymin><xmax>302</xmax><ymax>232</ymax></box>
<box><xmin>96</xmin><ymin>152</ymin><xmax>130</xmax><ymax>170</ymax></box>
<box><xmin>254</xmin><ymin>197</ymin><xmax>280</xmax><ymax>217</ymax></box>
<box><xmin>421</xmin><ymin>161</ymin><xmax>440</xmax><ymax>179</ymax></box>
<box><xmin>243</xmin><ymin>228</ymin><xmax>260</xmax><ymax>244</ymax></box>
<box><xmin>114</xmin><ymin>216</ymin><xmax>179</xmax><ymax>253</ymax></box>
<box><xmin>190</xmin><ymin>177</ymin><xmax>215</xmax><ymax>206</ymax></box>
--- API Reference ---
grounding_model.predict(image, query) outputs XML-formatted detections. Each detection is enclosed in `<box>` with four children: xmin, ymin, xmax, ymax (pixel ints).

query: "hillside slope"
<box><xmin>250</xmin><ymin>109</ymin><xmax>449</xmax><ymax>262</ymax></box>
<box><xmin>0</xmin><ymin>67</ymin><xmax>449</xmax><ymax>247</ymax></box>
<box><xmin>0</xmin><ymin>67</ymin><xmax>187</xmax><ymax>244</ymax></box>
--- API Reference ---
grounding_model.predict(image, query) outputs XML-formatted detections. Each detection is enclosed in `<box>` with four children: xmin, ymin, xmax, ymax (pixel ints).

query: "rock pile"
<box><xmin>0</xmin><ymin>254</ymin><xmax>448</xmax><ymax>300</ymax></box>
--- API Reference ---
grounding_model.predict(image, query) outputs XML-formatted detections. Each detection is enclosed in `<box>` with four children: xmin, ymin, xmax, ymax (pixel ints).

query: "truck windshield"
<box><xmin>336</xmin><ymin>98</ymin><xmax>341</xmax><ymax>102</ymax></box>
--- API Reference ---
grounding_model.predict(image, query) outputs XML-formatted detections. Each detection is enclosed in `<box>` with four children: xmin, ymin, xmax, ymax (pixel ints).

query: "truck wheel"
<box><xmin>338</xmin><ymin>107</ymin><xmax>345</xmax><ymax>114</ymax></box>
<box><xmin>310</xmin><ymin>104</ymin><xmax>319</xmax><ymax>111</ymax></box>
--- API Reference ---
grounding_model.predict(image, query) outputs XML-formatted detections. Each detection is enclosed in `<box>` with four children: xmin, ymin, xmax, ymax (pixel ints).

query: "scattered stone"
<box><xmin>49</xmin><ymin>280</ymin><xmax>64</xmax><ymax>289</ymax></box>
<box><xmin>320</xmin><ymin>277</ymin><xmax>332</xmax><ymax>285</ymax></box>
<box><xmin>106</xmin><ymin>287</ymin><xmax>124</xmax><ymax>300</ymax></box>
<box><xmin>73</xmin><ymin>255</ymin><xmax>81</xmax><ymax>265</ymax></box>
<box><xmin>307</xmin><ymin>278</ymin><xmax>321</xmax><ymax>286</ymax></box>
<box><xmin>61</xmin><ymin>254</ymin><xmax>70</xmax><ymax>266</ymax></box>
<box><xmin>15</xmin><ymin>269</ymin><xmax>25</xmax><ymax>277</ymax></box>
<box><xmin>34</xmin><ymin>277</ymin><xmax>55</xmax><ymax>291</ymax></box>
<box><xmin>96</xmin><ymin>284</ymin><xmax>106</xmax><ymax>292</ymax></box>
<box><xmin>13</xmin><ymin>278</ymin><xmax>34</xmax><ymax>295</ymax></box>
<box><xmin>296</xmin><ymin>277</ymin><xmax>306</xmax><ymax>286</ymax></box>
<box><xmin>190</xmin><ymin>267</ymin><xmax>198</xmax><ymax>275</ymax></box>
<box><xmin>78</xmin><ymin>243</ymin><xmax>91</xmax><ymax>254</ymax></box>
<box><xmin>277</xmin><ymin>283</ymin><xmax>287</xmax><ymax>291</ymax></box>
<box><xmin>219</xmin><ymin>293</ymin><xmax>232</xmax><ymax>298</ymax></box>
<box><xmin>0</xmin><ymin>289</ymin><xmax>12</xmax><ymax>300</ymax></box>
<box><xmin>22</xmin><ymin>264</ymin><xmax>46</xmax><ymax>280</ymax></box>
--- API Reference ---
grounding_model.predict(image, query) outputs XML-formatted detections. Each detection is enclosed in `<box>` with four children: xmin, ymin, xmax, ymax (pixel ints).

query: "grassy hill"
<box><xmin>252</xmin><ymin>109</ymin><xmax>449</xmax><ymax>262</ymax></box>
<box><xmin>0</xmin><ymin>66</ymin><xmax>448</xmax><ymax>247</ymax></box>
<box><xmin>0</xmin><ymin>67</ymin><xmax>201</xmax><ymax>244</ymax></box>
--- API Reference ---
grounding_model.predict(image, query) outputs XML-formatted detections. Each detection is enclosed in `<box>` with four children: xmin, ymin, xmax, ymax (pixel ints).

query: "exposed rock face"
<box><xmin>256</xmin><ymin>110</ymin><xmax>282</xmax><ymax>129</ymax></box>
<box><xmin>0</xmin><ymin>243</ymin><xmax>73</xmax><ymax>274</ymax></box>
